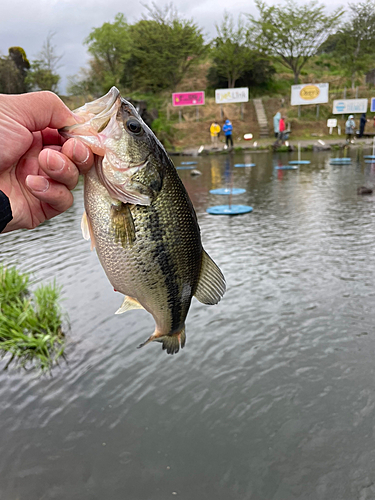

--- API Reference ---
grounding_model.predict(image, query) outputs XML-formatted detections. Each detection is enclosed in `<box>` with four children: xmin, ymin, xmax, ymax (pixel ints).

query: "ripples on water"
<box><xmin>2</xmin><ymin>150</ymin><xmax>375</xmax><ymax>499</ymax></box>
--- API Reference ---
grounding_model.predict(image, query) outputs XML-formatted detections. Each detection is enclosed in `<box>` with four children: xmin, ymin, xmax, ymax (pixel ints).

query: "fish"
<box><xmin>60</xmin><ymin>87</ymin><xmax>226</xmax><ymax>355</ymax></box>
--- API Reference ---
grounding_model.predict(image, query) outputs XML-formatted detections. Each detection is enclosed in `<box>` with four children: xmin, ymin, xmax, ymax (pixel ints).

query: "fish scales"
<box><xmin>61</xmin><ymin>87</ymin><xmax>225</xmax><ymax>355</ymax></box>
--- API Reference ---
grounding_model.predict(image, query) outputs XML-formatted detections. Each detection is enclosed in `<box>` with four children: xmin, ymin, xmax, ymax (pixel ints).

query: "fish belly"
<box><xmin>84</xmin><ymin>168</ymin><xmax>202</xmax><ymax>335</ymax></box>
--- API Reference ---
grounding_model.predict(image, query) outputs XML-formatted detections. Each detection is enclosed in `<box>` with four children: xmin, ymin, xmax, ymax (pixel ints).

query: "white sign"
<box><xmin>291</xmin><ymin>83</ymin><xmax>329</xmax><ymax>106</ymax></box>
<box><xmin>327</xmin><ymin>119</ymin><xmax>337</xmax><ymax>127</ymax></box>
<box><xmin>332</xmin><ymin>99</ymin><xmax>368</xmax><ymax>114</ymax></box>
<box><xmin>215</xmin><ymin>88</ymin><xmax>249</xmax><ymax>104</ymax></box>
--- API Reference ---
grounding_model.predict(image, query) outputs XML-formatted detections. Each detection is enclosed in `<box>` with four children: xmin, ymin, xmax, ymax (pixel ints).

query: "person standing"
<box><xmin>223</xmin><ymin>119</ymin><xmax>233</xmax><ymax>148</ymax></box>
<box><xmin>359</xmin><ymin>113</ymin><xmax>367</xmax><ymax>138</ymax></box>
<box><xmin>345</xmin><ymin>115</ymin><xmax>356</xmax><ymax>143</ymax></box>
<box><xmin>273</xmin><ymin>112</ymin><xmax>281</xmax><ymax>138</ymax></box>
<box><xmin>278</xmin><ymin>116</ymin><xmax>286</xmax><ymax>143</ymax></box>
<box><xmin>210</xmin><ymin>121</ymin><xmax>221</xmax><ymax>146</ymax></box>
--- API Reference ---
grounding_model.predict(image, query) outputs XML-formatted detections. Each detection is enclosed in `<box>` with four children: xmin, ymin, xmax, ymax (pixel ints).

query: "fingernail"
<box><xmin>73</xmin><ymin>139</ymin><xmax>90</xmax><ymax>164</ymax></box>
<box><xmin>48</xmin><ymin>150</ymin><xmax>65</xmax><ymax>172</ymax></box>
<box><xmin>26</xmin><ymin>175</ymin><xmax>49</xmax><ymax>193</ymax></box>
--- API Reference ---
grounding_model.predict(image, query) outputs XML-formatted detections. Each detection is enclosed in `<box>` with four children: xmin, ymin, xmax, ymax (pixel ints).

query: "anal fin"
<box><xmin>115</xmin><ymin>296</ymin><xmax>144</xmax><ymax>314</ymax></box>
<box><xmin>194</xmin><ymin>250</ymin><xmax>226</xmax><ymax>305</ymax></box>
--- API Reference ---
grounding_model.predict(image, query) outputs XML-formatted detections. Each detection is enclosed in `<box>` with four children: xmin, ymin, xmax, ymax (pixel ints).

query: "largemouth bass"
<box><xmin>61</xmin><ymin>87</ymin><xmax>225</xmax><ymax>354</ymax></box>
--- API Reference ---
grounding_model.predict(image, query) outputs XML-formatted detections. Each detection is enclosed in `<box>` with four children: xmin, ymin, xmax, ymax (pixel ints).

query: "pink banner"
<box><xmin>172</xmin><ymin>91</ymin><xmax>205</xmax><ymax>107</ymax></box>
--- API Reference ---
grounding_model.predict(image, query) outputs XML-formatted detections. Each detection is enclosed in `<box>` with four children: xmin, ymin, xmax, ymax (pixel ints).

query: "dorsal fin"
<box><xmin>194</xmin><ymin>250</ymin><xmax>226</xmax><ymax>305</ymax></box>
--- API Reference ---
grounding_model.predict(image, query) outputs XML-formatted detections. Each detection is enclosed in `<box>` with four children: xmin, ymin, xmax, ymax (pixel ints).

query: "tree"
<box><xmin>328</xmin><ymin>0</ymin><xmax>375</xmax><ymax>88</ymax></box>
<box><xmin>129</xmin><ymin>3</ymin><xmax>207</xmax><ymax>92</ymax></box>
<box><xmin>211</xmin><ymin>13</ymin><xmax>254</xmax><ymax>88</ymax></box>
<box><xmin>26</xmin><ymin>33</ymin><xmax>62</xmax><ymax>92</ymax></box>
<box><xmin>84</xmin><ymin>13</ymin><xmax>132</xmax><ymax>91</ymax></box>
<box><xmin>0</xmin><ymin>47</ymin><xmax>30</xmax><ymax>94</ymax></box>
<box><xmin>247</xmin><ymin>0</ymin><xmax>344</xmax><ymax>83</ymax></box>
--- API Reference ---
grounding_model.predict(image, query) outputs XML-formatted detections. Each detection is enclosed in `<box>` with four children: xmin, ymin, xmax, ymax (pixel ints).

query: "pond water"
<box><xmin>2</xmin><ymin>147</ymin><xmax>375</xmax><ymax>499</ymax></box>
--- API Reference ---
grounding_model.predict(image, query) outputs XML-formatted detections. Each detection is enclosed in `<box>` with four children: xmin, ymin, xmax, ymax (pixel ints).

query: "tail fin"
<box><xmin>137</xmin><ymin>327</ymin><xmax>186</xmax><ymax>355</ymax></box>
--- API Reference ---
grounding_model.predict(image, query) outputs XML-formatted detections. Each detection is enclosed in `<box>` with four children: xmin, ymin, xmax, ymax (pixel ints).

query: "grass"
<box><xmin>0</xmin><ymin>265</ymin><xmax>66</xmax><ymax>371</ymax></box>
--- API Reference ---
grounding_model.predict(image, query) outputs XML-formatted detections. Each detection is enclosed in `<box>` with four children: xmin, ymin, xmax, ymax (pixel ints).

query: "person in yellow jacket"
<box><xmin>210</xmin><ymin>121</ymin><xmax>221</xmax><ymax>145</ymax></box>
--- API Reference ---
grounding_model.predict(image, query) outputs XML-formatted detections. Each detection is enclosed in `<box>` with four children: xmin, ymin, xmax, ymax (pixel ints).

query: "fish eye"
<box><xmin>126</xmin><ymin>118</ymin><xmax>143</xmax><ymax>135</ymax></box>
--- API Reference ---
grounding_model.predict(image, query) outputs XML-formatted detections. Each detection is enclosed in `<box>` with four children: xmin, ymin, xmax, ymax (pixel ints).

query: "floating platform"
<box><xmin>180</xmin><ymin>161</ymin><xmax>197</xmax><ymax>165</ymax></box>
<box><xmin>209</xmin><ymin>188</ymin><xmax>246</xmax><ymax>195</ymax></box>
<box><xmin>288</xmin><ymin>160</ymin><xmax>311</xmax><ymax>165</ymax></box>
<box><xmin>176</xmin><ymin>166</ymin><xmax>195</xmax><ymax>170</ymax></box>
<box><xmin>274</xmin><ymin>165</ymin><xmax>298</xmax><ymax>170</ymax></box>
<box><xmin>363</xmin><ymin>156</ymin><xmax>375</xmax><ymax>159</ymax></box>
<box><xmin>329</xmin><ymin>158</ymin><xmax>352</xmax><ymax>165</ymax></box>
<box><xmin>206</xmin><ymin>205</ymin><xmax>253</xmax><ymax>215</ymax></box>
<box><xmin>234</xmin><ymin>163</ymin><xmax>256</xmax><ymax>167</ymax></box>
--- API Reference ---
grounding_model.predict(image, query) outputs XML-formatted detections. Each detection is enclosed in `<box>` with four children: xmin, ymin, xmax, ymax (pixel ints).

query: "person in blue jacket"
<box><xmin>223</xmin><ymin>119</ymin><xmax>233</xmax><ymax>148</ymax></box>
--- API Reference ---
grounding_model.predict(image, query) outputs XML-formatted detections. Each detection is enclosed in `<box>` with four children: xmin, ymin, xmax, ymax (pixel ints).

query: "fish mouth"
<box><xmin>59</xmin><ymin>86</ymin><xmax>121</xmax><ymax>140</ymax></box>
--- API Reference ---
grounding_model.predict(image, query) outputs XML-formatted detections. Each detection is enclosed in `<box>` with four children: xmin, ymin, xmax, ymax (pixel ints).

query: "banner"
<box><xmin>172</xmin><ymin>91</ymin><xmax>205</xmax><ymax>106</ymax></box>
<box><xmin>291</xmin><ymin>83</ymin><xmax>329</xmax><ymax>106</ymax></box>
<box><xmin>215</xmin><ymin>88</ymin><xmax>249</xmax><ymax>104</ymax></box>
<box><xmin>332</xmin><ymin>99</ymin><xmax>368</xmax><ymax>114</ymax></box>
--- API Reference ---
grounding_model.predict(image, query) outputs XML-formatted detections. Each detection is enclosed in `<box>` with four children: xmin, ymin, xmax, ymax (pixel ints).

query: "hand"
<box><xmin>0</xmin><ymin>91</ymin><xmax>94</xmax><ymax>232</ymax></box>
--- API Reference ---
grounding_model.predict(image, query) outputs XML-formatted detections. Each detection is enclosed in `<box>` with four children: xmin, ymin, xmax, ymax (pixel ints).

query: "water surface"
<box><xmin>2</xmin><ymin>148</ymin><xmax>375</xmax><ymax>500</ymax></box>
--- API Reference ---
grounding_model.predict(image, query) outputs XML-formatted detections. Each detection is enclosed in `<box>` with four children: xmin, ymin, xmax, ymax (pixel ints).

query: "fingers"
<box><xmin>61</xmin><ymin>138</ymin><xmax>94</xmax><ymax>175</ymax></box>
<box><xmin>38</xmin><ymin>139</ymin><xmax>93</xmax><ymax>190</ymax></box>
<box><xmin>38</xmin><ymin>149</ymin><xmax>79</xmax><ymax>190</ymax></box>
<box><xmin>25</xmin><ymin>176</ymin><xmax>74</xmax><ymax>218</ymax></box>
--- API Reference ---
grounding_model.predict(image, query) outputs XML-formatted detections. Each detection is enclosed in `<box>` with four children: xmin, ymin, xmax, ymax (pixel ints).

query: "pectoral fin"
<box><xmin>194</xmin><ymin>250</ymin><xmax>226</xmax><ymax>305</ymax></box>
<box><xmin>110</xmin><ymin>203</ymin><xmax>136</xmax><ymax>247</ymax></box>
<box><xmin>81</xmin><ymin>211</ymin><xmax>96</xmax><ymax>251</ymax></box>
<box><xmin>115</xmin><ymin>296</ymin><xmax>144</xmax><ymax>314</ymax></box>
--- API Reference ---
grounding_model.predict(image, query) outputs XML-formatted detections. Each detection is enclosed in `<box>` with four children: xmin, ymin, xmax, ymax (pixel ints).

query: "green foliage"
<box><xmin>326</xmin><ymin>0</ymin><xmax>375</xmax><ymax>87</ymax></box>
<box><xmin>84</xmin><ymin>13</ymin><xmax>132</xmax><ymax>92</ymax></box>
<box><xmin>210</xmin><ymin>12</ymin><xmax>254</xmax><ymax>88</ymax></box>
<box><xmin>0</xmin><ymin>47</ymin><xmax>30</xmax><ymax>93</ymax></box>
<box><xmin>0</xmin><ymin>265</ymin><xmax>66</xmax><ymax>371</ymax></box>
<box><xmin>247</xmin><ymin>0</ymin><xmax>344</xmax><ymax>83</ymax></box>
<box><xmin>151</xmin><ymin>115</ymin><xmax>176</xmax><ymax>148</ymax></box>
<box><xmin>129</xmin><ymin>4</ymin><xmax>207</xmax><ymax>92</ymax></box>
<box><xmin>26</xmin><ymin>60</ymin><xmax>60</xmax><ymax>92</ymax></box>
<box><xmin>26</xmin><ymin>33</ymin><xmax>62</xmax><ymax>92</ymax></box>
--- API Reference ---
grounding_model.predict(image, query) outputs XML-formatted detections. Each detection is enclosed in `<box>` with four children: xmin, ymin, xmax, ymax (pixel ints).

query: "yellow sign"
<box><xmin>299</xmin><ymin>85</ymin><xmax>320</xmax><ymax>101</ymax></box>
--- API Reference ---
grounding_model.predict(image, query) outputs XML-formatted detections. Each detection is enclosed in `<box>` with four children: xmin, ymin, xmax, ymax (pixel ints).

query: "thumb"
<box><xmin>1</xmin><ymin>91</ymin><xmax>82</xmax><ymax>132</ymax></box>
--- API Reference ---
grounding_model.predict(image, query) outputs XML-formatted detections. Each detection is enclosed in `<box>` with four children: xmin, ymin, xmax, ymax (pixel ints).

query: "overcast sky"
<box><xmin>1</xmin><ymin>0</ymin><xmax>346</xmax><ymax>94</ymax></box>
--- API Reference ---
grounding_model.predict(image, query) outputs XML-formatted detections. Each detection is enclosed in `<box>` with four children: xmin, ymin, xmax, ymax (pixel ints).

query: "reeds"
<box><xmin>0</xmin><ymin>265</ymin><xmax>66</xmax><ymax>371</ymax></box>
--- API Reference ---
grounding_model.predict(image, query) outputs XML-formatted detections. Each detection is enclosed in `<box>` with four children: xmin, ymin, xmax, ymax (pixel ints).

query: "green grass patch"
<box><xmin>0</xmin><ymin>265</ymin><xmax>66</xmax><ymax>371</ymax></box>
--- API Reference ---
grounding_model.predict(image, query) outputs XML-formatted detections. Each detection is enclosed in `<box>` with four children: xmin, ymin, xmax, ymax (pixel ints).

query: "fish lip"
<box><xmin>59</xmin><ymin>86</ymin><xmax>121</xmax><ymax>138</ymax></box>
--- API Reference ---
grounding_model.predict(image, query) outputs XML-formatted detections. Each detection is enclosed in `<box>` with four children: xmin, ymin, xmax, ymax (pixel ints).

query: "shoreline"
<box><xmin>169</xmin><ymin>136</ymin><xmax>375</xmax><ymax>156</ymax></box>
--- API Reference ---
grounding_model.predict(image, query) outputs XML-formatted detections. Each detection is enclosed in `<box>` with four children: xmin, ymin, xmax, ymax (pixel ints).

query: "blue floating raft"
<box><xmin>274</xmin><ymin>165</ymin><xmax>298</xmax><ymax>170</ymax></box>
<box><xmin>207</xmin><ymin>204</ymin><xmax>253</xmax><ymax>215</ymax></box>
<box><xmin>181</xmin><ymin>161</ymin><xmax>197</xmax><ymax>165</ymax></box>
<box><xmin>234</xmin><ymin>163</ymin><xmax>256</xmax><ymax>167</ymax></box>
<box><xmin>209</xmin><ymin>188</ymin><xmax>246</xmax><ymax>195</ymax></box>
<box><xmin>365</xmin><ymin>160</ymin><xmax>375</xmax><ymax>164</ymax></box>
<box><xmin>289</xmin><ymin>160</ymin><xmax>311</xmax><ymax>165</ymax></box>
<box><xmin>363</xmin><ymin>155</ymin><xmax>375</xmax><ymax>159</ymax></box>
<box><xmin>330</xmin><ymin>158</ymin><xmax>351</xmax><ymax>162</ymax></box>
<box><xmin>176</xmin><ymin>166</ymin><xmax>195</xmax><ymax>170</ymax></box>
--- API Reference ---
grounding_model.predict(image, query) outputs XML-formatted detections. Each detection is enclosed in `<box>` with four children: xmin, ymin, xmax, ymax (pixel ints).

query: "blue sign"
<box><xmin>335</xmin><ymin>101</ymin><xmax>346</xmax><ymax>113</ymax></box>
<box><xmin>371</xmin><ymin>98</ymin><xmax>375</xmax><ymax>112</ymax></box>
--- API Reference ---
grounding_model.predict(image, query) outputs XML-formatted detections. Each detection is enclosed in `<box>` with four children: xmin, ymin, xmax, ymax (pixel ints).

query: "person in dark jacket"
<box><xmin>0</xmin><ymin>91</ymin><xmax>94</xmax><ymax>233</ymax></box>
<box><xmin>359</xmin><ymin>113</ymin><xmax>368</xmax><ymax>138</ymax></box>
<box><xmin>223</xmin><ymin>119</ymin><xmax>233</xmax><ymax>148</ymax></box>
